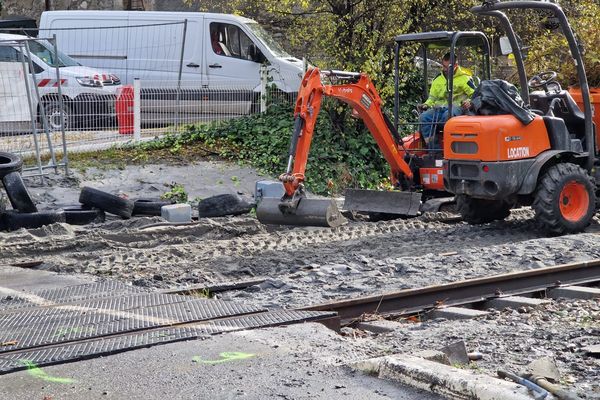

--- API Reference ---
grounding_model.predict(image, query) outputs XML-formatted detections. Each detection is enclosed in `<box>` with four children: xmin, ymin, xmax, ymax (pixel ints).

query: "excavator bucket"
<box><xmin>256</xmin><ymin>197</ymin><xmax>346</xmax><ymax>228</ymax></box>
<box><xmin>344</xmin><ymin>189</ymin><xmax>422</xmax><ymax>216</ymax></box>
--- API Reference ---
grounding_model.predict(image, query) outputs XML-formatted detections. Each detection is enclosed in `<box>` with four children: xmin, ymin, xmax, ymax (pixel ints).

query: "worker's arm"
<box><xmin>424</xmin><ymin>75</ymin><xmax>445</xmax><ymax>107</ymax></box>
<box><xmin>462</xmin><ymin>77</ymin><xmax>476</xmax><ymax>97</ymax></box>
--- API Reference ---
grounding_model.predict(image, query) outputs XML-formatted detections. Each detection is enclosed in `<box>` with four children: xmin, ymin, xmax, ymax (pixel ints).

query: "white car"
<box><xmin>0</xmin><ymin>33</ymin><xmax>121</xmax><ymax>131</ymax></box>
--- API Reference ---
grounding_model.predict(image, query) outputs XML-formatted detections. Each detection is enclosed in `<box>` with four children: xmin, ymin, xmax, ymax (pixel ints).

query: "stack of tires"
<box><xmin>0</xmin><ymin>152</ymin><xmax>106</xmax><ymax>231</ymax></box>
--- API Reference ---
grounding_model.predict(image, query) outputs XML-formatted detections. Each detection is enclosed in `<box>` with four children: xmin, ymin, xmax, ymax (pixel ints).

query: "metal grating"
<box><xmin>0</xmin><ymin>310</ymin><xmax>336</xmax><ymax>375</ymax></box>
<box><xmin>0</xmin><ymin>280</ymin><xmax>148</xmax><ymax>311</ymax></box>
<box><xmin>0</xmin><ymin>326</ymin><xmax>208</xmax><ymax>374</ymax></box>
<box><xmin>200</xmin><ymin>310</ymin><xmax>338</xmax><ymax>334</ymax></box>
<box><xmin>0</xmin><ymin>294</ymin><xmax>264</xmax><ymax>353</ymax></box>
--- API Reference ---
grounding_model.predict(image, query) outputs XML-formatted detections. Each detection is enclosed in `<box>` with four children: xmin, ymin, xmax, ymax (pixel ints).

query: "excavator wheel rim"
<box><xmin>559</xmin><ymin>180</ymin><xmax>589</xmax><ymax>223</ymax></box>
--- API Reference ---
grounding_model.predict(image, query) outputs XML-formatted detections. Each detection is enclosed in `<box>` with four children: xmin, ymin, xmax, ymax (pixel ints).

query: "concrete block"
<box><xmin>357</xmin><ymin>319</ymin><xmax>403</xmax><ymax>334</ymax></box>
<box><xmin>254</xmin><ymin>180</ymin><xmax>284</xmax><ymax>202</ymax></box>
<box><xmin>412</xmin><ymin>350</ymin><xmax>451</xmax><ymax>365</ymax></box>
<box><xmin>428</xmin><ymin>306</ymin><xmax>489</xmax><ymax>320</ymax></box>
<box><xmin>547</xmin><ymin>285</ymin><xmax>600</xmax><ymax>300</ymax></box>
<box><xmin>582</xmin><ymin>344</ymin><xmax>600</xmax><ymax>356</ymax></box>
<box><xmin>439</xmin><ymin>341</ymin><xmax>469</xmax><ymax>365</ymax></box>
<box><xmin>161</xmin><ymin>203</ymin><xmax>191</xmax><ymax>223</ymax></box>
<box><xmin>484</xmin><ymin>296</ymin><xmax>551</xmax><ymax>310</ymax></box>
<box><xmin>353</xmin><ymin>354</ymin><xmax>538</xmax><ymax>400</ymax></box>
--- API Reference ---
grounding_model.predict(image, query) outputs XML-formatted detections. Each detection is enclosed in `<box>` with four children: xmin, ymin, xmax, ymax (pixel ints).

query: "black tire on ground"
<box><xmin>198</xmin><ymin>194</ymin><xmax>254</xmax><ymax>218</ymax></box>
<box><xmin>532</xmin><ymin>163</ymin><xmax>595</xmax><ymax>235</ymax></box>
<box><xmin>456</xmin><ymin>194</ymin><xmax>512</xmax><ymax>224</ymax></box>
<box><xmin>2</xmin><ymin>171</ymin><xmax>37</xmax><ymax>213</ymax></box>
<box><xmin>64</xmin><ymin>206</ymin><xmax>106</xmax><ymax>225</ymax></box>
<box><xmin>42</xmin><ymin>101</ymin><xmax>72</xmax><ymax>132</ymax></box>
<box><xmin>79</xmin><ymin>187</ymin><xmax>134</xmax><ymax>219</ymax></box>
<box><xmin>0</xmin><ymin>152</ymin><xmax>23</xmax><ymax>179</ymax></box>
<box><xmin>132</xmin><ymin>198</ymin><xmax>174</xmax><ymax>216</ymax></box>
<box><xmin>0</xmin><ymin>210</ymin><xmax>66</xmax><ymax>231</ymax></box>
<box><xmin>0</xmin><ymin>192</ymin><xmax>6</xmax><ymax>214</ymax></box>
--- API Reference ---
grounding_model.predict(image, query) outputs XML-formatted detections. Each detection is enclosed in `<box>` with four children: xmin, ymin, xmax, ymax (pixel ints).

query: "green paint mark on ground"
<box><xmin>19</xmin><ymin>360</ymin><xmax>76</xmax><ymax>384</ymax></box>
<box><xmin>53</xmin><ymin>326</ymin><xmax>93</xmax><ymax>338</ymax></box>
<box><xmin>192</xmin><ymin>352</ymin><xmax>256</xmax><ymax>365</ymax></box>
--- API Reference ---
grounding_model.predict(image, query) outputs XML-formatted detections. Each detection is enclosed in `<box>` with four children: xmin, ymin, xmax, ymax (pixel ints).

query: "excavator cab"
<box><xmin>392</xmin><ymin>31</ymin><xmax>492</xmax><ymax>192</ymax></box>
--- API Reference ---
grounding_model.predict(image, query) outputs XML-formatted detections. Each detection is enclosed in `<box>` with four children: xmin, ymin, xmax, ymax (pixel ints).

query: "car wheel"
<box><xmin>42</xmin><ymin>101</ymin><xmax>71</xmax><ymax>131</ymax></box>
<box><xmin>456</xmin><ymin>194</ymin><xmax>512</xmax><ymax>224</ymax></box>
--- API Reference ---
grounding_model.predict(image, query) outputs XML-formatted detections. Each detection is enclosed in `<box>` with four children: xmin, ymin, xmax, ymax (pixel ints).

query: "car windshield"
<box><xmin>28</xmin><ymin>40</ymin><xmax>80</xmax><ymax>67</ymax></box>
<box><xmin>244</xmin><ymin>22</ymin><xmax>290</xmax><ymax>58</ymax></box>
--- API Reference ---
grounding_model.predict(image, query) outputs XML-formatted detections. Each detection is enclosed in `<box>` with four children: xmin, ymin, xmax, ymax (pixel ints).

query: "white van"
<box><xmin>39</xmin><ymin>11</ymin><xmax>304</xmax><ymax>115</ymax></box>
<box><xmin>0</xmin><ymin>33</ymin><xmax>121</xmax><ymax>131</ymax></box>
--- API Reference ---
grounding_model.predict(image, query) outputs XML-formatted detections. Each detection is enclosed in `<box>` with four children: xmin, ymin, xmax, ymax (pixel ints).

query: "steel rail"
<box><xmin>301</xmin><ymin>259</ymin><xmax>600</xmax><ymax>321</ymax></box>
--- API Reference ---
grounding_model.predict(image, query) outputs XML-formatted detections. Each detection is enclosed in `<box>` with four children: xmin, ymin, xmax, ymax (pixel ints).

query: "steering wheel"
<box><xmin>528</xmin><ymin>71</ymin><xmax>558</xmax><ymax>90</ymax></box>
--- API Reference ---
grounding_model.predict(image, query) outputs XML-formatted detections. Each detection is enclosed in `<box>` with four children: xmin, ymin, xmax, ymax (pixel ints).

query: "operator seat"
<box><xmin>218</xmin><ymin>42</ymin><xmax>231</xmax><ymax>56</ymax></box>
<box><xmin>530</xmin><ymin>90</ymin><xmax>586</xmax><ymax>138</ymax></box>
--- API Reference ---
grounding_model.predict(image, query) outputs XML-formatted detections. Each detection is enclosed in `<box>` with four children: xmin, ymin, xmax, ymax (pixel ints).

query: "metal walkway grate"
<box><xmin>0</xmin><ymin>279</ymin><xmax>337</xmax><ymax>374</ymax></box>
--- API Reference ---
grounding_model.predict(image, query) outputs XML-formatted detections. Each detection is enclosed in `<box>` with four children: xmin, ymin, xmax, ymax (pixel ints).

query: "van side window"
<box><xmin>210</xmin><ymin>22</ymin><xmax>257</xmax><ymax>61</ymax></box>
<box><xmin>0</xmin><ymin>46</ymin><xmax>43</xmax><ymax>73</ymax></box>
<box><xmin>0</xmin><ymin>46</ymin><xmax>20</xmax><ymax>62</ymax></box>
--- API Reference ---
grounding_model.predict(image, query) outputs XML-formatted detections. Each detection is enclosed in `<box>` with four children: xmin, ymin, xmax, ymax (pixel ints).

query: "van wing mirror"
<box><xmin>248</xmin><ymin>44</ymin><xmax>266</xmax><ymax>63</ymax></box>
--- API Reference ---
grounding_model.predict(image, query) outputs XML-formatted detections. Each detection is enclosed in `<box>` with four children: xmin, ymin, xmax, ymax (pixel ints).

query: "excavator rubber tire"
<box><xmin>456</xmin><ymin>195</ymin><xmax>511</xmax><ymax>225</ymax></box>
<box><xmin>256</xmin><ymin>197</ymin><xmax>346</xmax><ymax>228</ymax></box>
<box><xmin>532</xmin><ymin>162</ymin><xmax>595</xmax><ymax>235</ymax></box>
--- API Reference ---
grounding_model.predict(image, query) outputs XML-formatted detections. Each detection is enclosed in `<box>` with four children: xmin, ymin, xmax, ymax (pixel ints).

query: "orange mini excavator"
<box><xmin>255</xmin><ymin>67</ymin><xmax>447</xmax><ymax>228</ymax></box>
<box><xmin>256</xmin><ymin>30</ymin><xmax>491</xmax><ymax>228</ymax></box>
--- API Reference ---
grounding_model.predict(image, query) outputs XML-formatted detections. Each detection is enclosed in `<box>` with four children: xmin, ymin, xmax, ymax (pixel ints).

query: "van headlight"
<box><xmin>76</xmin><ymin>76</ymin><xmax>103</xmax><ymax>87</ymax></box>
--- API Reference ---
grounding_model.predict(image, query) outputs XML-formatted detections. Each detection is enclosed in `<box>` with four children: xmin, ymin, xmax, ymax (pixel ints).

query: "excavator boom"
<box><xmin>256</xmin><ymin>68</ymin><xmax>423</xmax><ymax>227</ymax></box>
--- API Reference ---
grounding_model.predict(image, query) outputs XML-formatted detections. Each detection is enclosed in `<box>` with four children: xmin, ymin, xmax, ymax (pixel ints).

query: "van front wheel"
<box><xmin>42</xmin><ymin>101</ymin><xmax>72</xmax><ymax>132</ymax></box>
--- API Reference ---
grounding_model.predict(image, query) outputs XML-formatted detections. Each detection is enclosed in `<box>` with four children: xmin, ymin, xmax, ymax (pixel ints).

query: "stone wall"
<box><xmin>2</xmin><ymin>0</ymin><xmax>222</xmax><ymax>20</ymax></box>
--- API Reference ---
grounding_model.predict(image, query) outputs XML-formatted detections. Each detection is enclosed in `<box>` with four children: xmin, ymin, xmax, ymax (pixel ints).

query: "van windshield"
<box><xmin>245</xmin><ymin>22</ymin><xmax>290</xmax><ymax>58</ymax></box>
<box><xmin>28</xmin><ymin>40</ymin><xmax>80</xmax><ymax>68</ymax></box>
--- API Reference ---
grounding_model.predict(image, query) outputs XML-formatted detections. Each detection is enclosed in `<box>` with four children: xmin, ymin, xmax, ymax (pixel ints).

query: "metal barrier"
<box><xmin>0</xmin><ymin>22</ymin><xmax>300</xmax><ymax>173</ymax></box>
<box><xmin>0</xmin><ymin>36</ymin><xmax>68</xmax><ymax>178</ymax></box>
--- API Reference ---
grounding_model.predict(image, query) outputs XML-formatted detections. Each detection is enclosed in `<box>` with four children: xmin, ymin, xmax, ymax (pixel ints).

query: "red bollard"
<box><xmin>116</xmin><ymin>85</ymin><xmax>134</xmax><ymax>135</ymax></box>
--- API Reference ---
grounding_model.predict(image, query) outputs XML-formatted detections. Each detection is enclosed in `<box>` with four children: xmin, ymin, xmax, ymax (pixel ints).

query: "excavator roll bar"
<box><xmin>472</xmin><ymin>0</ymin><xmax>595</xmax><ymax>171</ymax></box>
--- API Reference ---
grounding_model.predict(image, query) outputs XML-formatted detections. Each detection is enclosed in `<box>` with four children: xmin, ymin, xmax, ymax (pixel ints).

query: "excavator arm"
<box><xmin>280</xmin><ymin>68</ymin><xmax>414</xmax><ymax>199</ymax></box>
<box><xmin>256</xmin><ymin>68</ymin><xmax>422</xmax><ymax>228</ymax></box>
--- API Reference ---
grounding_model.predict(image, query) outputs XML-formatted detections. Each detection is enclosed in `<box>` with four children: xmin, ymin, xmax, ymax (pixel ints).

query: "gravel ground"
<box><xmin>2</xmin><ymin>163</ymin><xmax>599</xmax><ymax>398</ymax></box>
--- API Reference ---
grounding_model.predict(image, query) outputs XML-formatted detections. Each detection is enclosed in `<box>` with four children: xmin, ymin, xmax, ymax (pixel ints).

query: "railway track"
<box><xmin>2</xmin><ymin>257</ymin><xmax>598</xmax><ymax>376</ymax></box>
<box><xmin>301</xmin><ymin>259</ymin><xmax>600</xmax><ymax>325</ymax></box>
